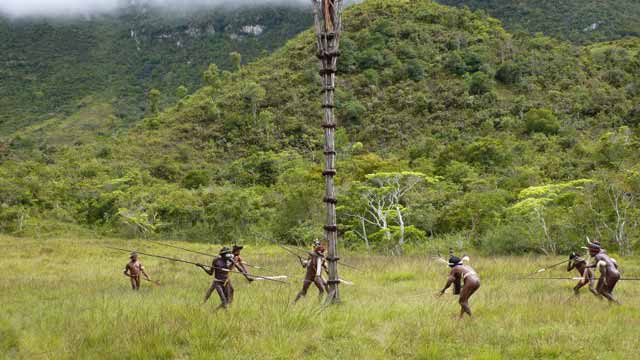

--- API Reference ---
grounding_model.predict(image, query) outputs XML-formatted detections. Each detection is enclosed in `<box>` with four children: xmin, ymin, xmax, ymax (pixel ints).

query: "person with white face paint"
<box><xmin>294</xmin><ymin>243</ymin><xmax>329</xmax><ymax>302</ymax></box>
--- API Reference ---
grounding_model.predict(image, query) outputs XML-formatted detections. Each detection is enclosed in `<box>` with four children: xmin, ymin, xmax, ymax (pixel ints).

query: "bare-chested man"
<box><xmin>294</xmin><ymin>243</ymin><xmax>329</xmax><ymax>302</ymax></box>
<box><xmin>197</xmin><ymin>247</ymin><xmax>235</xmax><ymax>309</ymax></box>
<box><xmin>567</xmin><ymin>252</ymin><xmax>597</xmax><ymax>296</ymax></box>
<box><xmin>232</xmin><ymin>245</ymin><xmax>254</xmax><ymax>283</ymax></box>
<box><xmin>123</xmin><ymin>252</ymin><xmax>151</xmax><ymax>290</ymax></box>
<box><xmin>586</xmin><ymin>243</ymin><xmax>621</xmax><ymax>304</ymax></box>
<box><xmin>439</xmin><ymin>255</ymin><xmax>480</xmax><ymax>318</ymax></box>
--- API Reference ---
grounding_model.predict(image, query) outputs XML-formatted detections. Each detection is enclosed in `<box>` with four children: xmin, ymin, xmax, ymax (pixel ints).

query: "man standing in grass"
<box><xmin>123</xmin><ymin>252</ymin><xmax>152</xmax><ymax>291</ymax></box>
<box><xmin>197</xmin><ymin>247</ymin><xmax>235</xmax><ymax>309</ymax></box>
<box><xmin>586</xmin><ymin>243</ymin><xmax>621</xmax><ymax>304</ymax></box>
<box><xmin>567</xmin><ymin>252</ymin><xmax>597</xmax><ymax>296</ymax></box>
<box><xmin>438</xmin><ymin>255</ymin><xmax>480</xmax><ymax>318</ymax></box>
<box><xmin>232</xmin><ymin>245</ymin><xmax>254</xmax><ymax>283</ymax></box>
<box><xmin>294</xmin><ymin>243</ymin><xmax>328</xmax><ymax>302</ymax></box>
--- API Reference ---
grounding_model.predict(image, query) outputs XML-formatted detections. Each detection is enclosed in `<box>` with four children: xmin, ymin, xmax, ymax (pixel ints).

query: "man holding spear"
<box><xmin>123</xmin><ymin>252</ymin><xmax>152</xmax><ymax>290</ymax></box>
<box><xmin>295</xmin><ymin>243</ymin><xmax>329</xmax><ymax>302</ymax></box>
<box><xmin>196</xmin><ymin>247</ymin><xmax>237</xmax><ymax>309</ymax></box>
<box><xmin>566</xmin><ymin>252</ymin><xmax>597</xmax><ymax>296</ymax></box>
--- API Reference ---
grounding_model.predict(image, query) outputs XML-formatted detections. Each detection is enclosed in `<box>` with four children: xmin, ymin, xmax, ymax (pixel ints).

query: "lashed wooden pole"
<box><xmin>312</xmin><ymin>0</ymin><xmax>343</xmax><ymax>303</ymax></box>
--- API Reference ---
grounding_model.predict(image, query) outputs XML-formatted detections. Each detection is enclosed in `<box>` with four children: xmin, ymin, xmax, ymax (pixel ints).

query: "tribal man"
<box><xmin>567</xmin><ymin>252</ymin><xmax>597</xmax><ymax>296</ymax></box>
<box><xmin>439</xmin><ymin>255</ymin><xmax>481</xmax><ymax>318</ymax></box>
<box><xmin>197</xmin><ymin>247</ymin><xmax>235</xmax><ymax>309</ymax></box>
<box><xmin>294</xmin><ymin>243</ymin><xmax>329</xmax><ymax>302</ymax></box>
<box><xmin>586</xmin><ymin>242</ymin><xmax>621</xmax><ymax>304</ymax></box>
<box><xmin>123</xmin><ymin>252</ymin><xmax>152</xmax><ymax>290</ymax></box>
<box><xmin>232</xmin><ymin>245</ymin><xmax>254</xmax><ymax>284</ymax></box>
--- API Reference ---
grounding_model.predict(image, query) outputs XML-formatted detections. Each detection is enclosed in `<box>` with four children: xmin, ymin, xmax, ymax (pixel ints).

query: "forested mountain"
<box><xmin>436</xmin><ymin>0</ymin><xmax>640</xmax><ymax>44</ymax></box>
<box><xmin>0</xmin><ymin>3</ymin><xmax>312</xmax><ymax>134</ymax></box>
<box><xmin>1</xmin><ymin>0</ymin><xmax>639</xmax><ymax>255</ymax></box>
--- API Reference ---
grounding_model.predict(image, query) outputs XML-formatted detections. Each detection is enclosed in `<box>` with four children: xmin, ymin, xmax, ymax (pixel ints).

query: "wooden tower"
<box><xmin>312</xmin><ymin>0</ymin><xmax>343</xmax><ymax>303</ymax></box>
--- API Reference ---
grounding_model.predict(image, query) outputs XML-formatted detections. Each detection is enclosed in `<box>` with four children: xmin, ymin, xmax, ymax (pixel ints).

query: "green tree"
<box><xmin>148</xmin><ymin>88</ymin><xmax>161</xmax><ymax>114</ymax></box>
<box><xmin>230</xmin><ymin>52</ymin><xmax>242</xmax><ymax>71</ymax></box>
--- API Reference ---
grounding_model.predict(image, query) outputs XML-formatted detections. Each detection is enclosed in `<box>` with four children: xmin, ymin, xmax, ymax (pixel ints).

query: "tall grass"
<box><xmin>1</xmin><ymin>236</ymin><xmax>639</xmax><ymax>359</ymax></box>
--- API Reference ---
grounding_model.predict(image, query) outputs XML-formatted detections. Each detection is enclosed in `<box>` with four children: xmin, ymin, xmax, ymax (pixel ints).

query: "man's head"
<box><xmin>448</xmin><ymin>256</ymin><xmax>462</xmax><ymax>268</ymax></box>
<box><xmin>130</xmin><ymin>252</ymin><xmax>138</xmax><ymax>260</ymax></box>
<box><xmin>219</xmin><ymin>247</ymin><xmax>234</xmax><ymax>260</ymax></box>
<box><xmin>588</xmin><ymin>242</ymin><xmax>601</xmax><ymax>256</ymax></box>
<box><xmin>313</xmin><ymin>239</ymin><xmax>321</xmax><ymax>247</ymax></box>
<box><xmin>314</xmin><ymin>244</ymin><xmax>326</xmax><ymax>254</ymax></box>
<box><xmin>232</xmin><ymin>245</ymin><xmax>243</xmax><ymax>255</ymax></box>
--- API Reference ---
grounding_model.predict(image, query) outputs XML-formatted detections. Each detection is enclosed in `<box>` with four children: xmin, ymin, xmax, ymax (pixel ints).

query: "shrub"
<box><xmin>524</xmin><ymin>108</ymin><xmax>560</xmax><ymax>135</ymax></box>
<box><xmin>182</xmin><ymin>170</ymin><xmax>209</xmax><ymax>189</ymax></box>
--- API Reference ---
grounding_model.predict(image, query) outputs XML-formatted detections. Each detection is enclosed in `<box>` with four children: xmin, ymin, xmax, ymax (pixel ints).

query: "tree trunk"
<box><xmin>396</xmin><ymin>206</ymin><xmax>405</xmax><ymax>253</ymax></box>
<box><xmin>361</xmin><ymin>217</ymin><xmax>370</xmax><ymax>251</ymax></box>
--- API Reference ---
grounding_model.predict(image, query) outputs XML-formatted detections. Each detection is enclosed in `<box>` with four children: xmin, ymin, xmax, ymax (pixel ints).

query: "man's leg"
<box><xmin>203</xmin><ymin>281</ymin><xmax>217</xmax><ymax>303</ymax></box>
<box><xmin>226</xmin><ymin>282</ymin><xmax>234</xmax><ymax>305</ymax></box>
<box><xmin>573</xmin><ymin>278</ymin><xmax>589</xmax><ymax>295</ymax></box>
<box><xmin>215</xmin><ymin>283</ymin><xmax>229</xmax><ymax>309</ymax></box>
<box><xmin>313</xmin><ymin>277</ymin><xmax>326</xmax><ymax>300</ymax></box>
<box><xmin>459</xmin><ymin>280</ymin><xmax>480</xmax><ymax>318</ymax></box>
<box><xmin>295</xmin><ymin>280</ymin><xmax>312</xmax><ymax>302</ymax></box>
<box><xmin>601</xmin><ymin>273</ymin><xmax>620</xmax><ymax>304</ymax></box>
<box><xmin>131</xmin><ymin>276</ymin><xmax>140</xmax><ymax>290</ymax></box>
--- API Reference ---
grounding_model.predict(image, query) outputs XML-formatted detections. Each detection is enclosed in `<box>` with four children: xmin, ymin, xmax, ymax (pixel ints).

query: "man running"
<box><xmin>567</xmin><ymin>252</ymin><xmax>597</xmax><ymax>296</ymax></box>
<box><xmin>197</xmin><ymin>247</ymin><xmax>235</xmax><ymax>309</ymax></box>
<box><xmin>294</xmin><ymin>243</ymin><xmax>328</xmax><ymax>302</ymax></box>
<box><xmin>438</xmin><ymin>255</ymin><xmax>480</xmax><ymax>318</ymax></box>
<box><xmin>123</xmin><ymin>252</ymin><xmax>151</xmax><ymax>290</ymax></box>
<box><xmin>586</xmin><ymin>243</ymin><xmax>621</xmax><ymax>304</ymax></box>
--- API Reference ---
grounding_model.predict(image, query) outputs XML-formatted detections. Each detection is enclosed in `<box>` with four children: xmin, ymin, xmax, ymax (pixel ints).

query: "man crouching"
<box><xmin>438</xmin><ymin>255</ymin><xmax>480</xmax><ymax>318</ymax></box>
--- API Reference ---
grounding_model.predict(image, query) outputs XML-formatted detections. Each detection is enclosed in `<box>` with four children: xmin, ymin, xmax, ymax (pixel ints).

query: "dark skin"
<box><xmin>232</xmin><ymin>249</ymin><xmax>254</xmax><ymax>283</ymax></box>
<box><xmin>123</xmin><ymin>255</ymin><xmax>151</xmax><ymax>291</ymax></box>
<box><xmin>197</xmin><ymin>256</ymin><xmax>234</xmax><ymax>309</ymax></box>
<box><xmin>439</xmin><ymin>265</ymin><xmax>480</xmax><ymax>318</ymax></box>
<box><xmin>567</xmin><ymin>255</ymin><xmax>597</xmax><ymax>296</ymax></box>
<box><xmin>295</xmin><ymin>248</ymin><xmax>329</xmax><ymax>302</ymax></box>
<box><xmin>587</xmin><ymin>248</ymin><xmax>621</xmax><ymax>304</ymax></box>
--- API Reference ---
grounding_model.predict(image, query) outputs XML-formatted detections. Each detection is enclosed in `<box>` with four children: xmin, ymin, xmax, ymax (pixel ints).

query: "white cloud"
<box><xmin>0</xmin><ymin>0</ymin><xmax>309</xmax><ymax>18</ymax></box>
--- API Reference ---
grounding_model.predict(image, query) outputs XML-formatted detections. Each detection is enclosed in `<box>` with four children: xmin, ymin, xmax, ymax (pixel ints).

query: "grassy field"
<box><xmin>1</xmin><ymin>236</ymin><xmax>640</xmax><ymax>359</ymax></box>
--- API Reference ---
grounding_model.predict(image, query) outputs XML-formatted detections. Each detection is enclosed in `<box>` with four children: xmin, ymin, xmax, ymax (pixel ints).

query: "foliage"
<box><xmin>1</xmin><ymin>0</ymin><xmax>640</xmax><ymax>255</ymax></box>
<box><xmin>436</xmin><ymin>0</ymin><xmax>640</xmax><ymax>44</ymax></box>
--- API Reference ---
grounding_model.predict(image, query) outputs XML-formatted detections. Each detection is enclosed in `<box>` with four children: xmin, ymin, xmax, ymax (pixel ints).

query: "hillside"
<box><xmin>0</xmin><ymin>3</ymin><xmax>311</xmax><ymax>134</ymax></box>
<box><xmin>436</xmin><ymin>0</ymin><xmax>640</xmax><ymax>44</ymax></box>
<box><xmin>1</xmin><ymin>0</ymin><xmax>639</xmax><ymax>255</ymax></box>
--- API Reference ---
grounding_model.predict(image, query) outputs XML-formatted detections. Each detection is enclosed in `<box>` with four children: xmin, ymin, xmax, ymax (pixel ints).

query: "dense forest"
<box><xmin>1</xmin><ymin>0</ymin><xmax>639</xmax><ymax>255</ymax></box>
<box><xmin>0</xmin><ymin>3</ymin><xmax>312</xmax><ymax>134</ymax></box>
<box><xmin>437</xmin><ymin>0</ymin><xmax>640</xmax><ymax>44</ymax></box>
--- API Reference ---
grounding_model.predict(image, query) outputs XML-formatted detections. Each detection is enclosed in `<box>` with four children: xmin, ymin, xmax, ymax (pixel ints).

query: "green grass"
<box><xmin>2</xmin><ymin>236</ymin><xmax>640</xmax><ymax>359</ymax></box>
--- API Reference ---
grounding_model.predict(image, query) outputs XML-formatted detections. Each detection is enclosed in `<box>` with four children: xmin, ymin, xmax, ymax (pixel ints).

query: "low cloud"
<box><xmin>0</xmin><ymin>0</ymin><xmax>309</xmax><ymax>18</ymax></box>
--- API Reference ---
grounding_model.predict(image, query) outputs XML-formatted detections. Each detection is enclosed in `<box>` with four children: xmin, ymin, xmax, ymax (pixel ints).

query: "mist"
<box><xmin>0</xmin><ymin>0</ymin><xmax>310</xmax><ymax>18</ymax></box>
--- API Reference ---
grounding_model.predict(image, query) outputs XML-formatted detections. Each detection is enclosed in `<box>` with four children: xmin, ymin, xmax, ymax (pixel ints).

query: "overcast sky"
<box><xmin>0</xmin><ymin>0</ymin><xmax>309</xmax><ymax>18</ymax></box>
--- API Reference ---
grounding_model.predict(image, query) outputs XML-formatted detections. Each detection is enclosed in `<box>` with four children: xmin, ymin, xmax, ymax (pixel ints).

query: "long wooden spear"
<box><xmin>142</xmin><ymin>239</ymin><xmax>271</xmax><ymax>271</ymax></box>
<box><xmin>279</xmin><ymin>243</ymin><xmax>361</xmax><ymax>270</ymax></box>
<box><xmin>103</xmin><ymin>246</ymin><xmax>288</xmax><ymax>284</ymax></box>
<box><xmin>517</xmin><ymin>277</ymin><xmax>640</xmax><ymax>281</ymax></box>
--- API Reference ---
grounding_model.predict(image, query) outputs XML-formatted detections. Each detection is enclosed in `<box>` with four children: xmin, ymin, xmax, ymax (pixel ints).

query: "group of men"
<box><xmin>567</xmin><ymin>241</ymin><xmax>621</xmax><ymax>303</ymax></box>
<box><xmin>122</xmin><ymin>242</ymin><xmax>331</xmax><ymax>309</ymax></box>
<box><xmin>121</xmin><ymin>239</ymin><xmax>622</xmax><ymax>316</ymax></box>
